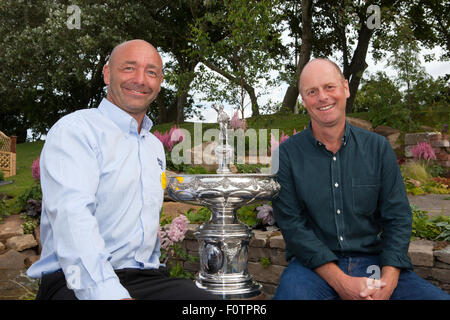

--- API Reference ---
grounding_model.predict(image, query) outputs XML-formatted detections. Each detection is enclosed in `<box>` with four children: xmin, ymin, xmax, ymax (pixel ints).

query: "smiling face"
<box><xmin>103</xmin><ymin>40</ymin><xmax>163</xmax><ymax>120</ymax></box>
<box><xmin>299</xmin><ymin>59</ymin><xmax>349</xmax><ymax>130</ymax></box>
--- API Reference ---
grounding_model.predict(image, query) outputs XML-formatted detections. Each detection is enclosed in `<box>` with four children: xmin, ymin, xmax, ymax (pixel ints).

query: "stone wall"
<box><xmin>405</xmin><ymin>132</ymin><xmax>450</xmax><ymax>169</ymax></box>
<box><xmin>178</xmin><ymin>225</ymin><xmax>450</xmax><ymax>299</ymax></box>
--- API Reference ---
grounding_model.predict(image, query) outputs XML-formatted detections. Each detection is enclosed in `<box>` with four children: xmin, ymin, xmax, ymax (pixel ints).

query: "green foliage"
<box><xmin>411</xmin><ymin>204</ymin><xmax>450</xmax><ymax>241</ymax></box>
<box><xmin>0</xmin><ymin>171</ymin><xmax>4</xmax><ymax>182</ymax></box>
<box><xmin>234</xmin><ymin>163</ymin><xmax>269</xmax><ymax>173</ymax></box>
<box><xmin>401</xmin><ymin>161</ymin><xmax>449</xmax><ymax>195</ymax></box>
<box><xmin>159</xmin><ymin>210</ymin><xmax>173</xmax><ymax>227</ymax></box>
<box><xmin>237</xmin><ymin>204</ymin><xmax>260</xmax><ymax>227</ymax></box>
<box><xmin>186</xmin><ymin>207</ymin><xmax>211</xmax><ymax>224</ymax></box>
<box><xmin>17</xmin><ymin>184</ymin><xmax>42</xmax><ymax>211</ymax></box>
<box><xmin>20</xmin><ymin>213</ymin><xmax>38</xmax><ymax>235</ymax></box>
<box><xmin>260</xmin><ymin>257</ymin><xmax>271</xmax><ymax>269</ymax></box>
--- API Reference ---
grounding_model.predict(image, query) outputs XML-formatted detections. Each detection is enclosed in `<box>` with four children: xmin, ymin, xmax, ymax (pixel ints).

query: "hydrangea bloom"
<box><xmin>256</xmin><ymin>204</ymin><xmax>275</xmax><ymax>226</ymax></box>
<box><xmin>31</xmin><ymin>157</ymin><xmax>40</xmax><ymax>181</ymax></box>
<box><xmin>168</xmin><ymin>214</ymin><xmax>189</xmax><ymax>242</ymax></box>
<box><xmin>411</xmin><ymin>141</ymin><xmax>436</xmax><ymax>161</ymax></box>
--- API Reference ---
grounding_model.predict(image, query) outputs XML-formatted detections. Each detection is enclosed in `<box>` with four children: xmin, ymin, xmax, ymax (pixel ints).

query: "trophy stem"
<box><xmin>194</xmin><ymin>207</ymin><xmax>262</xmax><ymax>299</ymax></box>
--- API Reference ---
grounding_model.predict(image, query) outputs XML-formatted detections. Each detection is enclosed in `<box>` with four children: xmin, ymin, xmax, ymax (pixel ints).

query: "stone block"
<box><xmin>404</xmin><ymin>132</ymin><xmax>440</xmax><ymax>146</ymax></box>
<box><xmin>269</xmin><ymin>248</ymin><xmax>288</xmax><ymax>267</ymax></box>
<box><xmin>414</xmin><ymin>267</ymin><xmax>433</xmax><ymax>279</ymax></box>
<box><xmin>0</xmin><ymin>250</ymin><xmax>26</xmax><ymax>269</ymax></box>
<box><xmin>435</xmin><ymin>261</ymin><xmax>450</xmax><ymax>270</ymax></box>
<box><xmin>24</xmin><ymin>255</ymin><xmax>40</xmax><ymax>268</ymax></box>
<box><xmin>184</xmin><ymin>224</ymin><xmax>199</xmax><ymax>240</ymax></box>
<box><xmin>6</xmin><ymin>234</ymin><xmax>38</xmax><ymax>252</ymax></box>
<box><xmin>248</xmin><ymin>247</ymin><xmax>269</xmax><ymax>263</ymax></box>
<box><xmin>431</xmin><ymin>268</ymin><xmax>450</xmax><ymax>283</ymax></box>
<box><xmin>408</xmin><ymin>239</ymin><xmax>435</xmax><ymax>267</ymax></box>
<box><xmin>434</xmin><ymin>245</ymin><xmax>450</xmax><ymax>265</ymax></box>
<box><xmin>0</xmin><ymin>242</ymin><xmax>5</xmax><ymax>254</ymax></box>
<box><xmin>0</xmin><ymin>215</ymin><xmax>24</xmax><ymax>241</ymax></box>
<box><xmin>269</xmin><ymin>235</ymin><xmax>285</xmax><ymax>249</ymax></box>
<box><xmin>250</xmin><ymin>230</ymin><xmax>269</xmax><ymax>248</ymax></box>
<box><xmin>248</xmin><ymin>261</ymin><xmax>285</xmax><ymax>285</ymax></box>
<box><xmin>184</xmin><ymin>239</ymin><xmax>199</xmax><ymax>252</ymax></box>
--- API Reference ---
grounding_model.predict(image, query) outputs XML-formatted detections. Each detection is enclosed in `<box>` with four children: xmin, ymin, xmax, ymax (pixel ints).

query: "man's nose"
<box><xmin>133</xmin><ymin>67</ymin><xmax>146</xmax><ymax>84</ymax></box>
<box><xmin>317</xmin><ymin>88</ymin><xmax>328</xmax><ymax>101</ymax></box>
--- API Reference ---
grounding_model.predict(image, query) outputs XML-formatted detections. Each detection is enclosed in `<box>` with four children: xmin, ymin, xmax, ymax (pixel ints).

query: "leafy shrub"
<box><xmin>0</xmin><ymin>171</ymin><xmax>4</xmax><ymax>182</ymax></box>
<box><xmin>411</xmin><ymin>204</ymin><xmax>450</xmax><ymax>241</ymax></box>
<box><xmin>186</xmin><ymin>207</ymin><xmax>211</xmax><ymax>224</ymax></box>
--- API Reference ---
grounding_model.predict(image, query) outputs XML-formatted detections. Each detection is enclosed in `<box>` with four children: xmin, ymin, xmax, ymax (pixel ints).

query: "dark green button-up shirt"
<box><xmin>272</xmin><ymin>121</ymin><xmax>413</xmax><ymax>270</ymax></box>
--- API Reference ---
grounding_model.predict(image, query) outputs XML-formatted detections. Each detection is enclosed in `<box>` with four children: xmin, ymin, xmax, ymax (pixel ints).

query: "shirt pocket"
<box><xmin>352</xmin><ymin>178</ymin><xmax>380</xmax><ymax>216</ymax></box>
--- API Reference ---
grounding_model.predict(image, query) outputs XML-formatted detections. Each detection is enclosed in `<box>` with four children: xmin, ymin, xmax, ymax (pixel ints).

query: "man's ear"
<box><xmin>342</xmin><ymin>79</ymin><xmax>350</xmax><ymax>98</ymax></box>
<box><xmin>103</xmin><ymin>64</ymin><xmax>110</xmax><ymax>85</ymax></box>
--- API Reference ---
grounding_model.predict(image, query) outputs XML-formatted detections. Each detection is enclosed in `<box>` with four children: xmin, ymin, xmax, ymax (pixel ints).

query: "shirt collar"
<box><xmin>305</xmin><ymin>120</ymin><xmax>351</xmax><ymax>148</ymax></box>
<box><xmin>98</xmin><ymin>98</ymin><xmax>153</xmax><ymax>135</ymax></box>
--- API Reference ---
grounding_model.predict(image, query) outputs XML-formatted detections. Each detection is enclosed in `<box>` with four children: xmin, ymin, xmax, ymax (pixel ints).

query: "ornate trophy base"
<box><xmin>194</xmin><ymin>221</ymin><xmax>262</xmax><ymax>299</ymax></box>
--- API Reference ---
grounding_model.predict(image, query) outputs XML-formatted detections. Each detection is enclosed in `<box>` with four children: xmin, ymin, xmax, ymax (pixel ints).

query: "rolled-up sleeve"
<box><xmin>40</xmin><ymin>115</ymin><xmax>131</xmax><ymax>299</ymax></box>
<box><xmin>272</xmin><ymin>144</ymin><xmax>338</xmax><ymax>270</ymax></box>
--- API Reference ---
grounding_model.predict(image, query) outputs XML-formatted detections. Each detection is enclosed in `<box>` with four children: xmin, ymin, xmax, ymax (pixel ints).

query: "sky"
<box><xmin>188</xmin><ymin>46</ymin><xmax>449</xmax><ymax>124</ymax></box>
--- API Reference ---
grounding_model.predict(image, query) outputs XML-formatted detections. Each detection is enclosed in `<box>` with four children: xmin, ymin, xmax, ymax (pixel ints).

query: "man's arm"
<box><xmin>41</xmin><ymin>116</ymin><xmax>131</xmax><ymax>300</ymax></box>
<box><xmin>271</xmin><ymin>144</ymin><xmax>338</xmax><ymax>270</ymax></box>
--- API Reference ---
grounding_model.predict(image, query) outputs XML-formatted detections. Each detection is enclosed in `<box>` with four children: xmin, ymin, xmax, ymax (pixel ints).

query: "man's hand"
<box><xmin>366</xmin><ymin>266</ymin><xmax>400</xmax><ymax>300</ymax></box>
<box><xmin>315</xmin><ymin>262</ymin><xmax>385</xmax><ymax>300</ymax></box>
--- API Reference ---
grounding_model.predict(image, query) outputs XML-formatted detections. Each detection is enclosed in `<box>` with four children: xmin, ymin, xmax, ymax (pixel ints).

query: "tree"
<box><xmin>189</xmin><ymin>0</ymin><xmax>284</xmax><ymax>117</ymax></box>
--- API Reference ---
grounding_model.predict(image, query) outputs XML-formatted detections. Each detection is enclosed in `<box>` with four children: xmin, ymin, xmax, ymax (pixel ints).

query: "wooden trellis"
<box><xmin>0</xmin><ymin>131</ymin><xmax>16</xmax><ymax>178</ymax></box>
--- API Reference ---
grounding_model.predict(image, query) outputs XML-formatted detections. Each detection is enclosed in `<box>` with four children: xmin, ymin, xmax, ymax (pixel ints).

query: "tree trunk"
<box><xmin>281</xmin><ymin>0</ymin><xmax>313</xmax><ymax>113</ymax></box>
<box><xmin>344</xmin><ymin>15</ymin><xmax>374</xmax><ymax>114</ymax></box>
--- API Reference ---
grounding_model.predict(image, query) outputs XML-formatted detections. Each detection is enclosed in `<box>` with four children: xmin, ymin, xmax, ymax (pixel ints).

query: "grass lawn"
<box><xmin>0</xmin><ymin>140</ymin><xmax>44</xmax><ymax>215</ymax></box>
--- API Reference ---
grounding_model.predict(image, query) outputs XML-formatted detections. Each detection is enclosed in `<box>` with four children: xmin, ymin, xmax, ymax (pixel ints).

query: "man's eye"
<box><xmin>147</xmin><ymin>70</ymin><xmax>157</xmax><ymax>77</ymax></box>
<box><xmin>307</xmin><ymin>90</ymin><xmax>317</xmax><ymax>96</ymax></box>
<box><xmin>123</xmin><ymin>66</ymin><xmax>134</xmax><ymax>71</ymax></box>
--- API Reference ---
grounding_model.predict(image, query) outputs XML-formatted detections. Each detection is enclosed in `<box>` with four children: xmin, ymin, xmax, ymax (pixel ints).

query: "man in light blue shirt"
<box><xmin>27</xmin><ymin>39</ymin><xmax>215</xmax><ymax>300</ymax></box>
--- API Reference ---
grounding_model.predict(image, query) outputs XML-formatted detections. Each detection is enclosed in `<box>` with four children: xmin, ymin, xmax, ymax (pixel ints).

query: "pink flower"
<box><xmin>168</xmin><ymin>214</ymin><xmax>189</xmax><ymax>243</ymax></box>
<box><xmin>411</xmin><ymin>141</ymin><xmax>436</xmax><ymax>161</ymax></box>
<box><xmin>31</xmin><ymin>157</ymin><xmax>40</xmax><ymax>181</ymax></box>
<box><xmin>270</xmin><ymin>131</ymin><xmax>291</xmax><ymax>154</ymax></box>
<box><xmin>229</xmin><ymin>111</ymin><xmax>246</xmax><ymax>130</ymax></box>
<box><xmin>154</xmin><ymin>125</ymin><xmax>185</xmax><ymax>151</ymax></box>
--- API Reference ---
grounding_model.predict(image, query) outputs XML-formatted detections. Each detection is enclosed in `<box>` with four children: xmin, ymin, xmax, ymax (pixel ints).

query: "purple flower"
<box><xmin>168</xmin><ymin>214</ymin><xmax>189</xmax><ymax>242</ymax></box>
<box><xmin>256</xmin><ymin>204</ymin><xmax>275</xmax><ymax>226</ymax></box>
<box><xmin>411</xmin><ymin>141</ymin><xmax>436</xmax><ymax>161</ymax></box>
<box><xmin>31</xmin><ymin>157</ymin><xmax>40</xmax><ymax>181</ymax></box>
<box><xmin>229</xmin><ymin>111</ymin><xmax>246</xmax><ymax>130</ymax></box>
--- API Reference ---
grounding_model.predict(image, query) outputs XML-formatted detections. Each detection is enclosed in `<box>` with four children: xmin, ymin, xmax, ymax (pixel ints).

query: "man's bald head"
<box><xmin>298</xmin><ymin>58</ymin><xmax>345</xmax><ymax>94</ymax></box>
<box><xmin>107</xmin><ymin>39</ymin><xmax>162</xmax><ymax>69</ymax></box>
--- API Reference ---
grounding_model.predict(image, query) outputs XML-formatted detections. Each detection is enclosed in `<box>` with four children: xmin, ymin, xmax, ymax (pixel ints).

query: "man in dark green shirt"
<box><xmin>272</xmin><ymin>58</ymin><xmax>449</xmax><ymax>300</ymax></box>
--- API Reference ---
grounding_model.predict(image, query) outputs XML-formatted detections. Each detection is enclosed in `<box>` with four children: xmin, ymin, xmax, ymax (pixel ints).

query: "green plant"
<box><xmin>411</xmin><ymin>204</ymin><xmax>450</xmax><ymax>241</ymax></box>
<box><xmin>237</xmin><ymin>204</ymin><xmax>260</xmax><ymax>227</ymax></box>
<box><xmin>20</xmin><ymin>213</ymin><xmax>38</xmax><ymax>234</ymax></box>
<box><xmin>0</xmin><ymin>171</ymin><xmax>4</xmax><ymax>182</ymax></box>
<box><xmin>186</xmin><ymin>206</ymin><xmax>211</xmax><ymax>224</ymax></box>
<box><xmin>260</xmin><ymin>257</ymin><xmax>271</xmax><ymax>269</ymax></box>
<box><xmin>17</xmin><ymin>184</ymin><xmax>42</xmax><ymax>212</ymax></box>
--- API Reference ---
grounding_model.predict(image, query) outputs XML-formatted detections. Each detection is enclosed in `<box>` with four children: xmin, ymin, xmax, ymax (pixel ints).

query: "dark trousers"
<box><xmin>35</xmin><ymin>267</ymin><xmax>218</xmax><ymax>300</ymax></box>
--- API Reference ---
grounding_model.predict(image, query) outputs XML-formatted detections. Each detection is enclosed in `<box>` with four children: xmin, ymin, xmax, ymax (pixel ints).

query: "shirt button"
<box><xmin>334</xmin><ymin>182</ymin><xmax>339</xmax><ymax>188</ymax></box>
<box><xmin>333</xmin><ymin>156</ymin><xmax>336</xmax><ymax>161</ymax></box>
<box><xmin>337</xmin><ymin>209</ymin><xmax>341</xmax><ymax>214</ymax></box>
<box><xmin>340</xmin><ymin>236</ymin><xmax>343</xmax><ymax>241</ymax></box>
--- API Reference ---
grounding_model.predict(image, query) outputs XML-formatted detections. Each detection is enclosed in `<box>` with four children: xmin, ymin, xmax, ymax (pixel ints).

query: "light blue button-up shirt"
<box><xmin>27</xmin><ymin>98</ymin><xmax>166</xmax><ymax>300</ymax></box>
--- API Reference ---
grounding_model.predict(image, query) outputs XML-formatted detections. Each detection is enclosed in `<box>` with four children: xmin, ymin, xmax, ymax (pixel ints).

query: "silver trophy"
<box><xmin>166</xmin><ymin>105</ymin><xmax>280</xmax><ymax>299</ymax></box>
